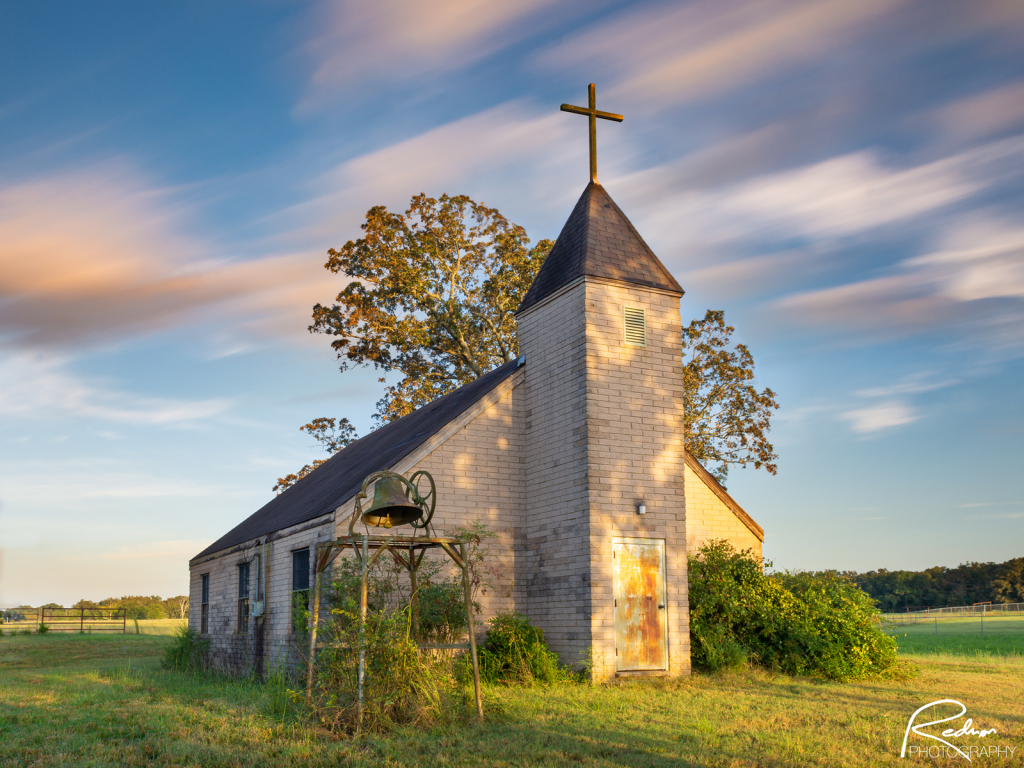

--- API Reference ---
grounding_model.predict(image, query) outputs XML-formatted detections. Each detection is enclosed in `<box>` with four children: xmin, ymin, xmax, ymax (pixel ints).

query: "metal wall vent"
<box><xmin>623</xmin><ymin>307</ymin><xmax>647</xmax><ymax>346</ymax></box>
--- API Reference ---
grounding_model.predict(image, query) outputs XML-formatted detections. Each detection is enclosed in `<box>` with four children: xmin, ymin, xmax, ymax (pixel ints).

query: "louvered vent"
<box><xmin>623</xmin><ymin>307</ymin><xmax>647</xmax><ymax>346</ymax></box>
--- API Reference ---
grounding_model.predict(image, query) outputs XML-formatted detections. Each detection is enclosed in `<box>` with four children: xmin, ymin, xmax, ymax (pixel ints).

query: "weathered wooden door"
<box><xmin>612</xmin><ymin>537</ymin><xmax>668</xmax><ymax>671</ymax></box>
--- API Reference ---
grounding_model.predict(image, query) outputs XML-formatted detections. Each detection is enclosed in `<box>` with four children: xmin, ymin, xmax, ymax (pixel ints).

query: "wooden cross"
<box><xmin>560</xmin><ymin>83</ymin><xmax>624</xmax><ymax>183</ymax></box>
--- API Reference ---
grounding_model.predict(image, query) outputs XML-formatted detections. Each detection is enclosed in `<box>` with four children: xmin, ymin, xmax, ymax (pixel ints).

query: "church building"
<box><xmin>189</xmin><ymin>172</ymin><xmax>764</xmax><ymax>683</ymax></box>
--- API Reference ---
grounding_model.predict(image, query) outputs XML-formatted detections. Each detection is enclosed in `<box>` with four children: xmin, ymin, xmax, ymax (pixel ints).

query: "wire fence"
<box><xmin>882</xmin><ymin>602</ymin><xmax>1023</xmax><ymax>622</ymax></box>
<box><xmin>1</xmin><ymin>608</ymin><xmax>126</xmax><ymax>633</ymax></box>
<box><xmin>882</xmin><ymin>604</ymin><xmax>1024</xmax><ymax>636</ymax></box>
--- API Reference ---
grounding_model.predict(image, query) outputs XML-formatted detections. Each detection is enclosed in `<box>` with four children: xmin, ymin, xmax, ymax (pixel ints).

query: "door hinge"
<box><xmin>614</xmin><ymin>599</ymin><xmax>617</xmax><ymax>607</ymax></box>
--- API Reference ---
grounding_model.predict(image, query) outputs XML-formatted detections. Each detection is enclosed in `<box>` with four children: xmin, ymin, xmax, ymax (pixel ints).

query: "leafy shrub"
<box><xmin>476</xmin><ymin>611</ymin><xmax>569</xmax><ymax>685</ymax></box>
<box><xmin>416</xmin><ymin>578</ymin><xmax>467</xmax><ymax>644</ymax></box>
<box><xmin>310</xmin><ymin>603</ymin><xmax>460</xmax><ymax>733</ymax></box>
<box><xmin>302</xmin><ymin>547</ymin><xmax>475</xmax><ymax>734</ymax></box>
<box><xmin>163</xmin><ymin>626</ymin><xmax>209</xmax><ymax>673</ymax></box>
<box><xmin>688</xmin><ymin>540</ymin><xmax>907</xmax><ymax>681</ymax></box>
<box><xmin>36</xmin><ymin>622</ymin><xmax>50</xmax><ymax>635</ymax></box>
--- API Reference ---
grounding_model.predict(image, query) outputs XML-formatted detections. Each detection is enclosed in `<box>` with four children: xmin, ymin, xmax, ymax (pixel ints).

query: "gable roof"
<box><xmin>517</xmin><ymin>181</ymin><xmax>683</xmax><ymax>315</ymax></box>
<box><xmin>192</xmin><ymin>358</ymin><xmax>523</xmax><ymax>561</ymax></box>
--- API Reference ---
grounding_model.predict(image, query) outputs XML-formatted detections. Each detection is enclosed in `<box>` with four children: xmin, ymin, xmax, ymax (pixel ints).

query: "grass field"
<box><xmin>886</xmin><ymin>615</ymin><xmax>1024</xmax><ymax>657</ymax></box>
<box><xmin>1</xmin><ymin>631</ymin><xmax>1022</xmax><ymax>767</ymax></box>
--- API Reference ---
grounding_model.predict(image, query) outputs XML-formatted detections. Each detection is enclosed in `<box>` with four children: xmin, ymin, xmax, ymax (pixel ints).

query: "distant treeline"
<box><xmin>840</xmin><ymin>557</ymin><xmax>1024</xmax><ymax>612</ymax></box>
<box><xmin>3</xmin><ymin>595</ymin><xmax>188</xmax><ymax>621</ymax></box>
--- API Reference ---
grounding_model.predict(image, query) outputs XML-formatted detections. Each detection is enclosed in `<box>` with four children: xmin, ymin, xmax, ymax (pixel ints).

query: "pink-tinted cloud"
<box><xmin>536</xmin><ymin>0</ymin><xmax>909</xmax><ymax>106</ymax></box>
<box><xmin>296</xmin><ymin>101</ymin><xmax>585</xmax><ymax>243</ymax></box>
<box><xmin>773</xmin><ymin>215</ymin><xmax>1024</xmax><ymax>345</ymax></box>
<box><xmin>537</xmin><ymin>0</ymin><xmax>1024</xmax><ymax>110</ymax></box>
<box><xmin>297</xmin><ymin>0</ymin><xmax>606</xmax><ymax>111</ymax></box>
<box><xmin>933</xmin><ymin>79</ymin><xmax>1024</xmax><ymax>143</ymax></box>
<box><xmin>0</xmin><ymin>164</ymin><xmax>337</xmax><ymax>350</ymax></box>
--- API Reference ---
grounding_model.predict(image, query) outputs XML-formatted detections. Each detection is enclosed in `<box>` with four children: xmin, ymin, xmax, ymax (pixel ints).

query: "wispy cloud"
<box><xmin>297</xmin><ymin>0</ymin><xmax>602</xmax><ymax>110</ymax></box>
<box><xmin>0</xmin><ymin>351</ymin><xmax>230</xmax><ymax>426</ymax></box>
<box><xmin>537</xmin><ymin>0</ymin><xmax>1024</xmax><ymax>111</ymax></box>
<box><xmin>855</xmin><ymin>373</ymin><xmax>959</xmax><ymax>398</ymax></box>
<box><xmin>295</xmin><ymin>101</ymin><xmax>584</xmax><ymax>244</ymax></box>
<box><xmin>0</xmin><ymin>163</ymin><xmax>337</xmax><ymax>351</ymax></box>
<box><xmin>932</xmin><ymin>79</ymin><xmax>1024</xmax><ymax>143</ymax></box>
<box><xmin>538</xmin><ymin>0</ymin><xmax>908</xmax><ymax>106</ymax></box>
<box><xmin>774</xmin><ymin>213</ymin><xmax>1024</xmax><ymax>345</ymax></box>
<box><xmin>840</xmin><ymin>401</ymin><xmax>917</xmax><ymax>434</ymax></box>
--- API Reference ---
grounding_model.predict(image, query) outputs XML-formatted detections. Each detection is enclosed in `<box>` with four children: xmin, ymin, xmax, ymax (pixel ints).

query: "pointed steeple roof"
<box><xmin>517</xmin><ymin>181</ymin><xmax>683</xmax><ymax>315</ymax></box>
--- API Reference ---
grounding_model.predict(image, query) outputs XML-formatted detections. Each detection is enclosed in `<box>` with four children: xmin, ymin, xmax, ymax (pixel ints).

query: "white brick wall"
<box><xmin>684</xmin><ymin>463</ymin><xmax>764</xmax><ymax>559</ymax></box>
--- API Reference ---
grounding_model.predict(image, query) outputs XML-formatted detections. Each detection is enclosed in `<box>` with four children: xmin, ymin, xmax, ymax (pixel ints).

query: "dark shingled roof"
<box><xmin>192</xmin><ymin>359</ymin><xmax>523</xmax><ymax>561</ymax></box>
<box><xmin>517</xmin><ymin>181</ymin><xmax>683</xmax><ymax>314</ymax></box>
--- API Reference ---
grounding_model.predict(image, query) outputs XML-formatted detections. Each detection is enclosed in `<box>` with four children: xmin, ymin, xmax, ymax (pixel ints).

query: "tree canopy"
<box><xmin>682</xmin><ymin>310</ymin><xmax>779</xmax><ymax>485</ymax></box>
<box><xmin>310</xmin><ymin>193</ymin><xmax>552</xmax><ymax>422</ymax></box>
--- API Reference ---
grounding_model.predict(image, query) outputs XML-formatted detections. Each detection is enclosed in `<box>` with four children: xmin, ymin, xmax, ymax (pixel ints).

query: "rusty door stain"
<box><xmin>612</xmin><ymin>538</ymin><xmax>668</xmax><ymax>671</ymax></box>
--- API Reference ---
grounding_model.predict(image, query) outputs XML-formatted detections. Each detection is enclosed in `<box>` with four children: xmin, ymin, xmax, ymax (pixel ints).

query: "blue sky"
<box><xmin>1</xmin><ymin>0</ymin><xmax>1022</xmax><ymax>607</ymax></box>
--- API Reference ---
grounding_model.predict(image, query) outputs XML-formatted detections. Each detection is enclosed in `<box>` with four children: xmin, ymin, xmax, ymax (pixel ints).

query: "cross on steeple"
<box><xmin>560</xmin><ymin>83</ymin><xmax>624</xmax><ymax>184</ymax></box>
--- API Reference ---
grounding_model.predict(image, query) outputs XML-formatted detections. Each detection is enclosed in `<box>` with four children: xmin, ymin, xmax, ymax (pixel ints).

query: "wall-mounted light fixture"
<box><xmin>636</xmin><ymin>501</ymin><xmax>646</xmax><ymax>515</ymax></box>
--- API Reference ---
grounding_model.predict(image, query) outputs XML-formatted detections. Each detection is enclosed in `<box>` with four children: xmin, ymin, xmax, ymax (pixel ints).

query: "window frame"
<box><xmin>200</xmin><ymin>573</ymin><xmax>210</xmax><ymax>635</ymax></box>
<box><xmin>237</xmin><ymin>562</ymin><xmax>250</xmax><ymax>634</ymax></box>
<box><xmin>291</xmin><ymin>548</ymin><xmax>311</xmax><ymax>633</ymax></box>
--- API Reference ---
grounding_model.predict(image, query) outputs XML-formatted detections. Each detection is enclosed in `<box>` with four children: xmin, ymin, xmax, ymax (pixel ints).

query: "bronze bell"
<box><xmin>361</xmin><ymin>474</ymin><xmax>423</xmax><ymax>528</ymax></box>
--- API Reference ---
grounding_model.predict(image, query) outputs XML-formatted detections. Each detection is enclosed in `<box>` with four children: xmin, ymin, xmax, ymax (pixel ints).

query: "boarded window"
<box><xmin>623</xmin><ymin>307</ymin><xmax>647</xmax><ymax>346</ymax></box>
<box><xmin>200</xmin><ymin>574</ymin><xmax>209</xmax><ymax>635</ymax></box>
<box><xmin>237</xmin><ymin>563</ymin><xmax>250</xmax><ymax>634</ymax></box>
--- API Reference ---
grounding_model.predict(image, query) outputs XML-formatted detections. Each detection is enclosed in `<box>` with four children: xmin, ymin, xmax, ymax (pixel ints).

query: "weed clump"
<box><xmin>163</xmin><ymin>625</ymin><xmax>209</xmax><ymax>673</ymax></box>
<box><xmin>688</xmin><ymin>540</ymin><xmax>910</xmax><ymax>681</ymax></box>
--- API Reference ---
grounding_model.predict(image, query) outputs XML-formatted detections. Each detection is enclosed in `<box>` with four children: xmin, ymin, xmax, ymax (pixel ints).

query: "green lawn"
<box><xmin>1</xmin><ymin>634</ymin><xmax>1022</xmax><ymax>767</ymax></box>
<box><xmin>887</xmin><ymin>615</ymin><xmax>1024</xmax><ymax>657</ymax></box>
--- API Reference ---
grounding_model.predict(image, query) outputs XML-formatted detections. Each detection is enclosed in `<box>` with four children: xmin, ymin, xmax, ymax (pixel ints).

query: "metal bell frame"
<box><xmin>348</xmin><ymin>469</ymin><xmax>436</xmax><ymax>534</ymax></box>
<box><xmin>305</xmin><ymin>469</ymin><xmax>483</xmax><ymax>728</ymax></box>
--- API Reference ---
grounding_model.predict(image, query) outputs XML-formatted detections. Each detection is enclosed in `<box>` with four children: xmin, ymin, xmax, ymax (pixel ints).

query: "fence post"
<box><xmin>80</xmin><ymin>607</ymin><xmax>84</xmax><ymax>634</ymax></box>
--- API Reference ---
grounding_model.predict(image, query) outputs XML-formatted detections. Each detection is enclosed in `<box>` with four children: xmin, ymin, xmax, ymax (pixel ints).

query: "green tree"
<box><xmin>683</xmin><ymin>310</ymin><xmax>779</xmax><ymax>486</ymax></box>
<box><xmin>991</xmin><ymin>558</ymin><xmax>1024</xmax><ymax>603</ymax></box>
<box><xmin>310</xmin><ymin>193</ymin><xmax>552</xmax><ymax>423</ymax></box>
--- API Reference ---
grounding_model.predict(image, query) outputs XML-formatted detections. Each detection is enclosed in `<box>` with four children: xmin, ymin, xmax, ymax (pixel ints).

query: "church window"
<box><xmin>237</xmin><ymin>563</ymin><xmax>250</xmax><ymax>634</ymax></box>
<box><xmin>200</xmin><ymin>574</ymin><xmax>209</xmax><ymax>634</ymax></box>
<box><xmin>291</xmin><ymin>548</ymin><xmax>310</xmax><ymax>627</ymax></box>
<box><xmin>623</xmin><ymin>306</ymin><xmax>647</xmax><ymax>346</ymax></box>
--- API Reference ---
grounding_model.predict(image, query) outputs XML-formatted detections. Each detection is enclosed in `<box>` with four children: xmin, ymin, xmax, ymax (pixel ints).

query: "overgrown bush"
<box><xmin>300</xmin><ymin>526</ymin><xmax>494</xmax><ymax>734</ymax></box>
<box><xmin>476</xmin><ymin>611</ymin><xmax>569</xmax><ymax>684</ymax></box>
<box><xmin>688</xmin><ymin>540</ymin><xmax>907</xmax><ymax>681</ymax></box>
<box><xmin>163</xmin><ymin>625</ymin><xmax>209</xmax><ymax>673</ymax></box>
<box><xmin>36</xmin><ymin>622</ymin><xmax>49</xmax><ymax>635</ymax></box>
